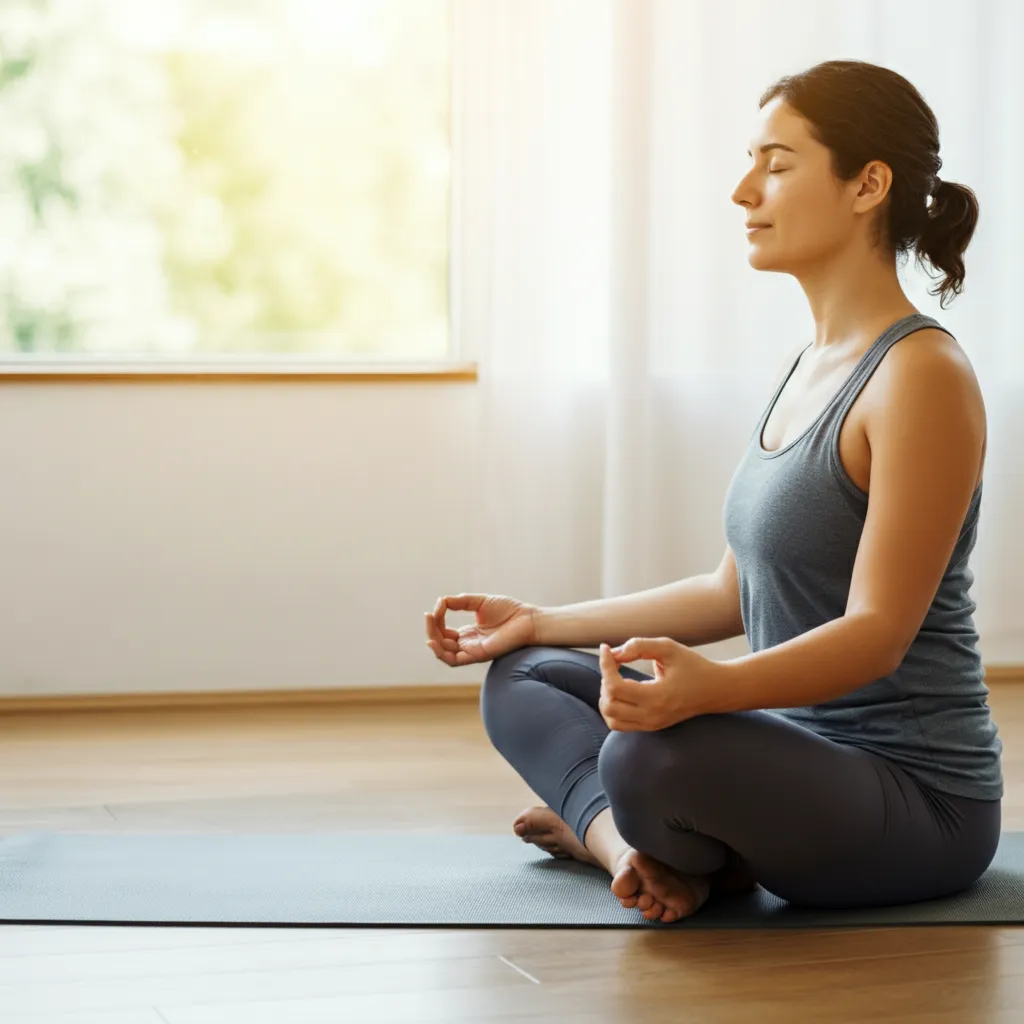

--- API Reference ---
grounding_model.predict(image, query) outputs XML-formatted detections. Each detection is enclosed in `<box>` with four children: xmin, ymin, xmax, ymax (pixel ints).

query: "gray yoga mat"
<box><xmin>2</xmin><ymin>829</ymin><xmax>1024</xmax><ymax>928</ymax></box>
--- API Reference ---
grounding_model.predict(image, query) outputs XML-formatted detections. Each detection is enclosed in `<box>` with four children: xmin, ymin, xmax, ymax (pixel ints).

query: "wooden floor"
<box><xmin>2</xmin><ymin>686</ymin><xmax>1023</xmax><ymax>1024</ymax></box>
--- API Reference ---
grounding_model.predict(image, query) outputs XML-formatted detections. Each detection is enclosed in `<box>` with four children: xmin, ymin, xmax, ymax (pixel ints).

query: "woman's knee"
<box><xmin>597</xmin><ymin>715</ymin><xmax>734</xmax><ymax>803</ymax></box>
<box><xmin>481</xmin><ymin>645</ymin><xmax>545</xmax><ymax>694</ymax></box>
<box><xmin>599</xmin><ymin>726</ymin><xmax>687</xmax><ymax>798</ymax></box>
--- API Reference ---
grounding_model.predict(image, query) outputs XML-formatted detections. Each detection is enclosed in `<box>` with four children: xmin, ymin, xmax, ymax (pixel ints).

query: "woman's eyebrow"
<box><xmin>746</xmin><ymin>142</ymin><xmax>797</xmax><ymax>157</ymax></box>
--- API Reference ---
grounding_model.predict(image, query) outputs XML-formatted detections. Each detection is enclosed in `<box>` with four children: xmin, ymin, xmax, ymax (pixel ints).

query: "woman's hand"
<box><xmin>598</xmin><ymin>637</ymin><xmax>723</xmax><ymax>732</ymax></box>
<box><xmin>424</xmin><ymin>593</ymin><xmax>540</xmax><ymax>666</ymax></box>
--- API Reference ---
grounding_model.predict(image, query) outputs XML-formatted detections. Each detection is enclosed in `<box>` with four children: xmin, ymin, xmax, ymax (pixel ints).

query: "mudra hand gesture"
<box><xmin>598</xmin><ymin>637</ymin><xmax>722</xmax><ymax>732</ymax></box>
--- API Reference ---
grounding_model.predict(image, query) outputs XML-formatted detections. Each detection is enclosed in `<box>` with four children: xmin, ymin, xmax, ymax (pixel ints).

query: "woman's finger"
<box><xmin>425</xmin><ymin>612</ymin><xmax>458</xmax><ymax>651</ymax></box>
<box><xmin>426</xmin><ymin>638</ymin><xmax>455</xmax><ymax>665</ymax></box>
<box><xmin>425</xmin><ymin>612</ymin><xmax>444</xmax><ymax>644</ymax></box>
<box><xmin>433</xmin><ymin>598</ymin><xmax>460</xmax><ymax>640</ymax></box>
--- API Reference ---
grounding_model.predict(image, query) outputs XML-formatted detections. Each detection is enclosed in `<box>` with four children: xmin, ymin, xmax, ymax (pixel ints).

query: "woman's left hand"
<box><xmin>598</xmin><ymin>637</ymin><xmax>723</xmax><ymax>732</ymax></box>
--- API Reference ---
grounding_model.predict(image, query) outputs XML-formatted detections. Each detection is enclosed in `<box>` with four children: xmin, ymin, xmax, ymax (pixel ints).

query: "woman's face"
<box><xmin>731</xmin><ymin>97</ymin><xmax>888</xmax><ymax>274</ymax></box>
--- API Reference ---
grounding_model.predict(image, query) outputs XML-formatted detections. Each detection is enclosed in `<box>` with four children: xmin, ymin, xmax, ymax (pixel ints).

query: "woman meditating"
<box><xmin>424</xmin><ymin>59</ymin><xmax>1002</xmax><ymax>924</ymax></box>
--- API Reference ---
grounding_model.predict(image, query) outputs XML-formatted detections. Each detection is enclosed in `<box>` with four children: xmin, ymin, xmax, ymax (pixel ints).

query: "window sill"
<box><xmin>0</xmin><ymin>359</ymin><xmax>478</xmax><ymax>383</ymax></box>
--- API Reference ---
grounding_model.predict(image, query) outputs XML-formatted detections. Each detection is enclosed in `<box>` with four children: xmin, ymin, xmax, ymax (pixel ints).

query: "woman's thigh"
<box><xmin>484</xmin><ymin>643</ymin><xmax>652</xmax><ymax>710</ymax></box>
<box><xmin>598</xmin><ymin>706</ymin><xmax>1001</xmax><ymax>908</ymax></box>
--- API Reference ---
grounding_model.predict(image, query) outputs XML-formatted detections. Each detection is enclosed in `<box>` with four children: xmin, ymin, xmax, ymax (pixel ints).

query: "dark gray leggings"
<box><xmin>480</xmin><ymin>645</ymin><xmax>1001</xmax><ymax>909</ymax></box>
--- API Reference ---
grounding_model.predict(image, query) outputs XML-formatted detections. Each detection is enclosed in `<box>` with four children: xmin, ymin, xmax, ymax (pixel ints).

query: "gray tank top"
<box><xmin>723</xmin><ymin>312</ymin><xmax>1003</xmax><ymax>801</ymax></box>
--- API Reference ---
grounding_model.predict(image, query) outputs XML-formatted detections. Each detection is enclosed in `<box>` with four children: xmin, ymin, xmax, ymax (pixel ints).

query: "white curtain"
<box><xmin>455</xmin><ymin>0</ymin><xmax>1024</xmax><ymax>664</ymax></box>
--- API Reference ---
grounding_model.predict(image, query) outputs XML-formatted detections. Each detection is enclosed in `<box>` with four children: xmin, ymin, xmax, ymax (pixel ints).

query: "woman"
<box><xmin>425</xmin><ymin>59</ymin><xmax>1002</xmax><ymax>924</ymax></box>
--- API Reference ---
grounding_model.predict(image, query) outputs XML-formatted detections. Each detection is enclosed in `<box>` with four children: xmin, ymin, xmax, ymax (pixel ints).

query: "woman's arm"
<box><xmin>536</xmin><ymin>543</ymin><xmax>745</xmax><ymax>649</ymax></box>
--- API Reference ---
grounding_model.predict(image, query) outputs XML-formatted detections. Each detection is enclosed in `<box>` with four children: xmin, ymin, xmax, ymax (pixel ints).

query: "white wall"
<box><xmin>0</xmin><ymin>380</ymin><xmax>471</xmax><ymax>696</ymax></box>
<box><xmin>3</xmin><ymin>372</ymin><xmax>1021</xmax><ymax>697</ymax></box>
<box><xmin>0</xmin><ymin>377</ymin><xmax>762</xmax><ymax>697</ymax></box>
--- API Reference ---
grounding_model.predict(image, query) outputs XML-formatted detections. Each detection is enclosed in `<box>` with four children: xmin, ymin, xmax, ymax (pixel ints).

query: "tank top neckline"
<box><xmin>756</xmin><ymin>312</ymin><xmax>935</xmax><ymax>461</ymax></box>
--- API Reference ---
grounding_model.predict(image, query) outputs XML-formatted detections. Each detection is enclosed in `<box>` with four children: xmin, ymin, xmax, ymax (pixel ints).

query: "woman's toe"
<box><xmin>644</xmin><ymin>901</ymin><xmax>665</xmax><ymax>920</ymax></box>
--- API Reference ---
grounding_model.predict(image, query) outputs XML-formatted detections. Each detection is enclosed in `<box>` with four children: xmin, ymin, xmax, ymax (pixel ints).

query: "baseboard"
<box><xmin>1</xmin><ymin>666</ymin><xmax>1022</xmax><ymax>715</ymax></box>
<box><xmin>0</xmin><ymin>684</ymin><xmax>483</xmax><ymax>715</ymax></box>
<box><xmin>986</xmin><ymin>665</ymin><xmax>1024</xmax><ymax>684</ymax></box>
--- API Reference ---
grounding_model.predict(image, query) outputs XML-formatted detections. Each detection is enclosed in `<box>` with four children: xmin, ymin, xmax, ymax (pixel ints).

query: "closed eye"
<box><xmin>768</xmin><ymin>168</ymin><xmax>788</xmax><ymax>174</ymax></box>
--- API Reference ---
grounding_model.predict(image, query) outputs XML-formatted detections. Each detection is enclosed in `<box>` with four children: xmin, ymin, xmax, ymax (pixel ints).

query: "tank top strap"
<box><xmin>751</xmin><ymin>343</ymin><xmax>809</xmax><ymax>444</ymax></box>
<box><xmin>818</xmin><ymin>313</ymin><xmax>950</xmax><ymax>438</ymax></box>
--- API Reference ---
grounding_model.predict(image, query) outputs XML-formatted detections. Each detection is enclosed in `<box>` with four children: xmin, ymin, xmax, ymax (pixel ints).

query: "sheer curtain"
<box><xmin>455</xmin><ymin>0</ymin><xmax>1024</xmax><ymax>664</ymax></box>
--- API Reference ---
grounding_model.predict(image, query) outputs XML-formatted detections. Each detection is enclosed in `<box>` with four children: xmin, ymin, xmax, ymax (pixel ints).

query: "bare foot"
<box><xmin>609</xmin><ymin>848</ymin><xmax>712</xmax><ymax>924</ymax></box>
<box><xmin>513</xmin><ymin>805</ymin><xmax>713</xmax><ymax>923</ymax></box>
<box><xmin>513</xmin><ymin>805</ymin><xmax>604</xmax><ymax>870</ymax></box>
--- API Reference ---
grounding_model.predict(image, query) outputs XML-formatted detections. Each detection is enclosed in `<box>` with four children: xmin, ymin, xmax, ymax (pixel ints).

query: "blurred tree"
<box><xmin>0</xmin><ymin>0</ymin><xmax>450</xmax><ymax>358</ymax></box>
<box><xmin>0</xmin><ymin>0</ymin><xmax>207</xmax><ymax>353</ymax></box>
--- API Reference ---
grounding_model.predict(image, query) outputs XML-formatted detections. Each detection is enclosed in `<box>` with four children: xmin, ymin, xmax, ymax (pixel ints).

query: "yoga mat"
<box><xmin>2</xmin><ymin>829</ymin><xmax>1023</xmax><ymax>929</ymax></box>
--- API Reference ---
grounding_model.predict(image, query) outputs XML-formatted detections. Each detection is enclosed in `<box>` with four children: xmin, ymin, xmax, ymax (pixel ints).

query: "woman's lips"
<box><xmin>745</xmin><ymin>225</ymin><xmax>771</xmax><ymax>234</ymax></box>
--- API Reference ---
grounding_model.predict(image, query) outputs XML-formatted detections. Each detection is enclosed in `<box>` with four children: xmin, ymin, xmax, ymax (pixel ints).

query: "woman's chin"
<box><xmin>746</xmin><ymin>250</ymin><xmax>777</xmax><ymax>270</ymax></box>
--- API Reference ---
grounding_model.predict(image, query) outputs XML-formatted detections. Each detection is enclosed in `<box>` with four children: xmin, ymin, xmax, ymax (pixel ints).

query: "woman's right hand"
<box><xmin>425</xmin><ymin>593</ymin><xmax>541</xmax><ymax>667</ymax></box>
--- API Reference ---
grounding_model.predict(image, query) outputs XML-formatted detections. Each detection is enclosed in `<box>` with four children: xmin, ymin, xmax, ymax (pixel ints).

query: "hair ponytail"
<box><xmin>915</xmin><ymin>177</ymin><xmax>979</xmax><ymax>309</ymax></box>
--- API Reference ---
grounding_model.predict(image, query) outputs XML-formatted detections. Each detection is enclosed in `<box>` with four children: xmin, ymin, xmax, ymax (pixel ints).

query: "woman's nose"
<box><xmin>731</xmin><ymin>173</ymin><xmax>757</xmax><ymax>206</ymax></box>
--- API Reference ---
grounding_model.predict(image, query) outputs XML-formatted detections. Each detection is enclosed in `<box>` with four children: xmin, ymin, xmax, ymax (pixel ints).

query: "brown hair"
<box><xmin>760</xmin><ymin>59</ymin><xmax>978</xmax><ymax>309</ymax></box>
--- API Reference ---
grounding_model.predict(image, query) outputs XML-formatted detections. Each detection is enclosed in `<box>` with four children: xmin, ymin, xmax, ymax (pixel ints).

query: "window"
<box><xmin>0</xmin><ymin>0</ymin><xmax>453</xmax><ymax>370</ymax></box>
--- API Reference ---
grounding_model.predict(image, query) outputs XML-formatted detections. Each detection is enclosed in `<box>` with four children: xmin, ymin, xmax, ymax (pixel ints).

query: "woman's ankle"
<box><xmin>583</xmin><ymin>808</ymin><xmax>632</xmax><ymax>874</ymax></box>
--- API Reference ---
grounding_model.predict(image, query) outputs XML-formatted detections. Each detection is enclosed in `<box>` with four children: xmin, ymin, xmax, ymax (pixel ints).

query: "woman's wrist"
<box><xmin>530</xmin><ymin>606</ymin><xmax>550</xmax><ymax>645</ymax></box>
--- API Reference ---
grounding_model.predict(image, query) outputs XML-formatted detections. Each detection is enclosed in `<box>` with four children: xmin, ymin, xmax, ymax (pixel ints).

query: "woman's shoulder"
<box><xmin>877</xmin><ymin>327</ymin><xmax>983</xmax><ymax>408</ymax></box>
